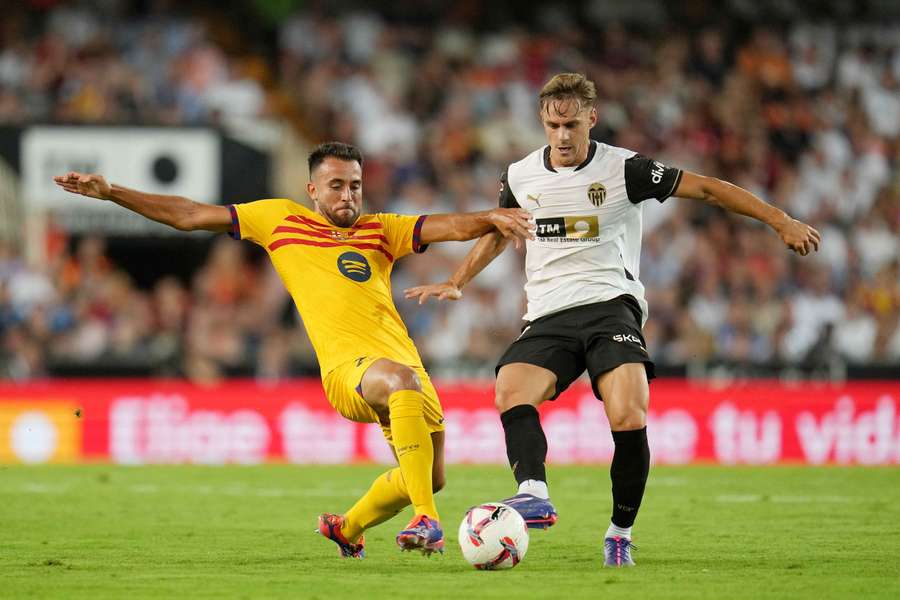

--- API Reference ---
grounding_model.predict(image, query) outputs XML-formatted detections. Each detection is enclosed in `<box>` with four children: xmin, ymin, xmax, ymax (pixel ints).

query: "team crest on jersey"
<box><xmin>588</xmin><ymin>182</ymin><xmax>606</xmax><ymax>207</ymax></box>
<box><xmin>337</xmin><ymin>251</ymin><xmax>371</xmax><ymax>282</ymax></box>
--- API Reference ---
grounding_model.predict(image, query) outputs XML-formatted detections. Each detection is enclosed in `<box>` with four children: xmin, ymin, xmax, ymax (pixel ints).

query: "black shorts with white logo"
<box><xmin>496</xmin><ymin>295</ymin><xmax>655</xmax><ymax>401</ymax></box>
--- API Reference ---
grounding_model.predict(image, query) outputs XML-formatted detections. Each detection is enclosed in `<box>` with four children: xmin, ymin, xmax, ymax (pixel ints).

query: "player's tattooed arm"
<box><xmin>53</xmin><ymin>172</ymin><xmax>232</xmax><ymax>233</ymax></box>
<box><xmin>674</xmin><ymin>171</ymin><xmax>821</xmax><ymax>256</ymax></box>
<box><xmin>418</xmin><ymin>208</ymin><xmax>534</xmax><ymax>246</ymax></box>
<box><xmin>404</xmin><ymin>230</ymin><xmax>509</xmax><ymax>305</ymax></box>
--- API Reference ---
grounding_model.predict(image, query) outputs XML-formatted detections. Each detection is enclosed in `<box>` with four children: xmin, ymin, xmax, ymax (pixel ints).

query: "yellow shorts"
<box><xmin>321</xmin><ymin>357</ymin><xmax>445</xmax><ymax>444</ymax></box>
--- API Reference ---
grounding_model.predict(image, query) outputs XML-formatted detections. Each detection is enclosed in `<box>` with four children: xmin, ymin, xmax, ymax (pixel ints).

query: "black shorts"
<box><xmin>496</xmin><ymin>295</ymin><xmax>655</xmax><ymax>401</ymax></box>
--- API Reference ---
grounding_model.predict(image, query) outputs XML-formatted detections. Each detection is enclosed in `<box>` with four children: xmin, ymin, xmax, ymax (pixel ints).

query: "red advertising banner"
<box><xmin>0</xmin><ymin>378</ymin><xmax>897</xmax><ymax>465</ymax></box>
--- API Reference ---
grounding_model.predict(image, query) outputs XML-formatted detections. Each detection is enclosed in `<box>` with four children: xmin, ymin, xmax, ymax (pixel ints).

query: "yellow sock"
<box><xmin>388</xmin><ymin>390</ymin><xmax>439</xmax><ymax>520</ymax></box>
<box><xmin>341</xmin><ymin>467</ymin><xmax>410</xmax><ymax>543</ymax></box>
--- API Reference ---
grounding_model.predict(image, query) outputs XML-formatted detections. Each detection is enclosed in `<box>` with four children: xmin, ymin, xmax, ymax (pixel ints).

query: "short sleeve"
<box><xmin>624</xmin><ymin>155</ymin><xmax>683</xmax><ymax>203</ymax></box>
<box><xmin>377</xmin><ymin>213</ymin><xmax>429</xmax><ymax>260</ymax></box>
<box><xmin>498</xmin><ymin>170</ymin><xmax>520</xmax><ymax>208</ymax></box>
<box><xmin>228</xmin><ymin>199</ymin><xmax>292</xmax><ymax>245</ymax></box>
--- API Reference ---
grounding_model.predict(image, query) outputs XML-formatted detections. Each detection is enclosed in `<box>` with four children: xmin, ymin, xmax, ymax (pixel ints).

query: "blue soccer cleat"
<box><xmin>396</xmin><ymin>514</ymin><xmax>444</xmax><ymax>556</ymax></box>
<box><xmin>316</xmin><ymin>513</ymin><xmax>366</xmax><ymax>559</ymax></box>
<box><xmin>501</xmin><ymin>493</ymin><xmax>558</xmax><ymax>529</ymax></box>
<box><xmin>604</xmin><ymin>536</ymin><xmax>637</xmax><ymax>567</ymax></box>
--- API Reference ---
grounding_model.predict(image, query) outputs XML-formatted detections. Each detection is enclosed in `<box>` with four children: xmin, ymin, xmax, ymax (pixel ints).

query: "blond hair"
<box><xmin>538</xmin><ymin>73</ymin><xmax>597</xmax><ymax>115</ymax></box>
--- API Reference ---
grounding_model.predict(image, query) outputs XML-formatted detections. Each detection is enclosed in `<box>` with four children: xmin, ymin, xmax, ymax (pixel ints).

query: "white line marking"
<box><xmin>129</xmin><ymin>484</ymin><xmax>159</xmax><ymax>494</ymax></box>
<box><xmin>5</xmin><ymin>482</ymin><xmax>366</xmax><ymax>499</ymax></box>
<box><xmin>20</xmin><ymin>483</ymin><xmax>69</xmax><ymax>494</ymax></box>
<box><xmin>715</xmin><ymin>494</ymin><xmax>855</xmax><ymax>504</ymax></box>
<box><xmin>648</xmin><ymin>477</ymin><xmax>688</xmax><ymax>487</ymax></box>
<box><xmin>715</xmin><ymin>494</ymin><xmax>761</xmax><ymax>503</ymax></box>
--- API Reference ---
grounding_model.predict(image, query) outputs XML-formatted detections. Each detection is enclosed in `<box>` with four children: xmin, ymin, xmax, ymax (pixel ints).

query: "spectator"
<box><xmin>0</xmin><ymin>1</ymin><xmax>897</xmax><ymax>379</ymax></box>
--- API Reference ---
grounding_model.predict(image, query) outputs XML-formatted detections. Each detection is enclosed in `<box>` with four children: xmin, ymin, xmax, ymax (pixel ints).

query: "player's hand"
<box><xmin>403</xmin><ymin>282</ymin><xmax>463</xmax><ymax>305</ymax></box>
<box><xmin>53</xmin><ymin>172</ymin><xmax>112</xmax><ymax>201</ymax></box>
<box><xmin>488</xmin><ymin>208</ymin><xmax>535</xmax><ymax>249</ymax></box>
<box><xmin>775</xmin><ymin>215</ymin><xmax>821</xmax><ymax>256</ymax></box>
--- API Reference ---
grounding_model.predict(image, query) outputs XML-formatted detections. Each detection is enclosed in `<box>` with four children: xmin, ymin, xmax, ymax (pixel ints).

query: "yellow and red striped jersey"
<box><xmin>227</xmin><ymin>199</ymin><xmax>429</xmax><ymax>377</ymax></box>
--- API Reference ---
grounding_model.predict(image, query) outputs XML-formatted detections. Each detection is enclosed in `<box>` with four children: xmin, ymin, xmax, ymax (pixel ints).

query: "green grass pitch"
<box><xmin>2</xmin><ymin>464</ymin><xmax>899</xmax><ymax>599</ymax></box>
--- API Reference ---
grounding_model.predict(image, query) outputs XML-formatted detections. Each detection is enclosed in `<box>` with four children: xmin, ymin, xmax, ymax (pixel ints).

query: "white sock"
<box><xmin>606</xmin><ymin>522</ymin><xmax>632</xmax><ymax>540</ymax></box>
<box><xmin>517</xmin><ymin>479</ymin><xmax>549</xmax><ymax>500</ymax></box>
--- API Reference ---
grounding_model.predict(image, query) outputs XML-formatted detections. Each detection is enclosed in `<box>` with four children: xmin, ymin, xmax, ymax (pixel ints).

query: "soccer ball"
<box><xmin>458</xmin><ymin>502</ymin><xmax>529</xmax><ymax>570</ymax></box>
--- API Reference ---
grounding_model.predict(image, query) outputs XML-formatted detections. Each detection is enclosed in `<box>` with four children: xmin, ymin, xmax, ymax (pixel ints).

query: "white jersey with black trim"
<box><xmin>499</xmin><ymin>141</ymin><xmax>683</xmax><ymax>324</ymax></box>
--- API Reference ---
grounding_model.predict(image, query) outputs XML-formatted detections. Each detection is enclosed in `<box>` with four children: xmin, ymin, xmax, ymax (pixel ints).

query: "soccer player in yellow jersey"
<box><xmin>54</xmin><ymin>141</ymin><xmax>534</xmax><ymax>559</ymax></box>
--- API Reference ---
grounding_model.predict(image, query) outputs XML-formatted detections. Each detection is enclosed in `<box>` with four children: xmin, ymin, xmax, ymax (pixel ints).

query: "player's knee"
<box><xmin>608</xmin><ymin>408</ymin><xmax>647</xmax><ymax>431</ymax></box>
<box><xmin>494</xmin><ymin>387</ymin><xmax>532</xmax><ymax>413</ymax></box>
<box><xmin>495</xmin><ymin>370</ymin><xmax>552</xmax><ymax>413</ymax></box>
<box><xmin>381</xmin><ymin>364</ymin><xmax>422</xmax><ymax>395</ymax></box>
<box><xmin>494</xmin><ymin>393</ymin><xmax>514</xmax><ymax>413</ymax></box>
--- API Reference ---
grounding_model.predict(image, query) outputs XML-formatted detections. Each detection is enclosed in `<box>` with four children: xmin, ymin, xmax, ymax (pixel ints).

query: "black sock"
<box><xmin>500</xmin><ymin>405</ymin><xmax>547</xmax><ymax>484</ymax></box>
<box><xmin>610</xmin><ymin>427</ymin><xmax>650</xmax><ymax>528</ymax></box>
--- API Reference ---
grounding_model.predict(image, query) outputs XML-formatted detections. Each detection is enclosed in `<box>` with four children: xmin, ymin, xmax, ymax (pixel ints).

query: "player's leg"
<box><xmin>595</xmin><ymin>362</ymin><xmax>649</xmax><ymax>566</ymax></box>
<box><xmin>582</xmin><ymin>296</ymin><xmax>654</xmax><ymax>567</ymax></box>
<box><xmin>359</xmin><ymin>359</ymin><xmax>439</xmax><ymax>520</ymax></box>
<box><xmin>360</xmin><ymin>359</ymin><xmax>444</xmax><ymax>553</ymax></box>
<box><xmin>317</xmin><ymin>357</ymin><xmax>444</xmax><ymax>557</ymax></box>
<box><xmin>494</xmin><ymin>316</ymin><xmax>584</xmax><ymax>528</ymax></box>
<box><xmin>496</xmin><ymin>362</ymin><xmax>556</xmax><ymax>496</ymax></box>
<box><xmin>342</xmin><ymin>430</ymin><xmax>445</xmax><ymax>541</ymax></box>
<box><xmin>430</xmin><ymin>429</ymin><xmax>447</xmax><ymax>493</ymax></box>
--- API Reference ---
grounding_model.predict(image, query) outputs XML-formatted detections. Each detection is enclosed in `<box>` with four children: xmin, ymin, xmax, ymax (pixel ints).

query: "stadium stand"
<box><xmin>0</xmin><ymin>0</ymin><xmax>897</xmax><ymax>382</ymax></box>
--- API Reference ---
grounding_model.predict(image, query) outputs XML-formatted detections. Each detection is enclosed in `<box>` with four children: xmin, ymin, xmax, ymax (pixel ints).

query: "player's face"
<box><xmin>307</xmin><ymin>157</ymin><xmax>363</xmax><ymax>228</ymax></box>
<box><xmin>540</xmin><ymin>99</ymin><xmax>597</xmax><ymax>167</ymax></box>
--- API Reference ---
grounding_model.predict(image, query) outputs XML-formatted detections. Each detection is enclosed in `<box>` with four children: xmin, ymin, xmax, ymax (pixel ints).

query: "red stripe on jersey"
<box><xmin>268</xmin><ymin>237</ymin><xmax>394</xmax><ymax>262</ymax></box>
<box><xmin>348</xmin><ymin>222</ymin><xmax>383</xmax><ymax>230</ymax></box>
<box><xmin>271</xmin><ymin>225</ymin><xmax>389</xmax><ymax>245</ymax></box>
<box><xmin>284</xmin><ymin>215</ymin><xmax>330</xmax><ymax>229</ymax></box>
<box><xmin>285</xmin><ymin>214</ymin><xmax>383</xmax><ymax>231</ymax></box>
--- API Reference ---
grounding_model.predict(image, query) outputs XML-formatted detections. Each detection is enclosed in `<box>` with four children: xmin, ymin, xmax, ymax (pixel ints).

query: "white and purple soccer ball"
<box><xmin>458</xmin><ymin>502</ymin><xmax>529</xmax><ymax>570</ymax></box>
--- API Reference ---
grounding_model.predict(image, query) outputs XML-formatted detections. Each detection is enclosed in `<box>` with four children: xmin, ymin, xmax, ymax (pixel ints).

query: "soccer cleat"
<box><xmin>603</xmin><ymin>536</ymin><xmax>637</xmax><ymax>567</ymax></box>
<box><xmin>396</xmin><ymin>514</ymin><xmax>444</xmax><ymax>555</ymax></box>
<box><xmin>316</xmin><ymin>513</ymin><xmax>366</xmax><ymax>559</ymax></box>
<box><xmin>501</xmin><ymin>493</ymin><xmax>558</xmax><ymax>529</ymax></box>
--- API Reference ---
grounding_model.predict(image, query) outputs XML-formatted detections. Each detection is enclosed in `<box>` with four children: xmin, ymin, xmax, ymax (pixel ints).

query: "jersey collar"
<box><xmin>542</xmin><ymin>140</ymin><xmax>597</xmax><ymax>173</ymax></box>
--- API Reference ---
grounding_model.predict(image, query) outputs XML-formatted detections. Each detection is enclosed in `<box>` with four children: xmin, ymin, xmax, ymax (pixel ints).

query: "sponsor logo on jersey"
<box><xmin>527</xmin><ymin>193</ymin><xmax>543</xmax><ymax>207</ymax></box>
<box><xmin>651</xmin><ymin>161</ymin><xmax>666</xmax><ymax>184</ymax></box>
<box><xmin>535</xmin><ymin>218</ymin><xmax>564</xmax><ymax>237</ymax></box>
<box><xmin>535</xmin><ymin>216</ymin><xmax>600</xmax><ymax>241</ymax></box>
<box><xmin>587</xmin><ymin>182</ymin><xmax>606</xmax><ymax>206</ymax></box>
<box><xmin>337</xmin><ymin>251</ymin><xmax>372</xmax><ymax>282</ymax></box>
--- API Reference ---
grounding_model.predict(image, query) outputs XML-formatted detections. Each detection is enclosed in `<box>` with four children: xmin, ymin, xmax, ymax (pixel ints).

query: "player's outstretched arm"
<box><xmin>418</xmin><ymin>208</ymin><xmax>534</xmax><ymax>248</ymax></box>
<box><xmin>53</xmin><ymin>172</ymin><xmax>232</xmax><ymax>233</ymax></box>
<box><xmin>674</xmin><ymin>171</ymin><xmax>821</xmax><ymax>256</ymax></box>
<box><xmin>404</xmin><ymin>230</ymin><xmax>509</xmax><ymax>304</ymax></box>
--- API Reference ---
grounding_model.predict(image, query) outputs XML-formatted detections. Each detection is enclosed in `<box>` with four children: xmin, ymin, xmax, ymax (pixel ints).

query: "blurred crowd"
<box><xmin>1</xmin><ymin>0</ymin><xmax>899</xmax><ymax>381</ymax></box>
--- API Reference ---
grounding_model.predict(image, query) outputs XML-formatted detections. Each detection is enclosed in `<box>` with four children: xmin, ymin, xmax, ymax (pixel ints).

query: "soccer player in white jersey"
<box><xmin>405</xmin><ymin>73</ymin><xmax>820</xmax><ymax>567</ymax></box>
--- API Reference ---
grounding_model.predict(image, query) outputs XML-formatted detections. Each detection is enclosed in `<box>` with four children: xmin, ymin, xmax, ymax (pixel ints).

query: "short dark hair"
<box><xmin>307</xmin><ymin>141</ymin><xmax>364</xmax><ymax>175</ymax></box>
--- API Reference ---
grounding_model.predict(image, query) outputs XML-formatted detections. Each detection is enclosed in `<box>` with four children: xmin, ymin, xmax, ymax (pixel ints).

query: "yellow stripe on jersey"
<box><xmin>228</xmin><ymin>199</ymin><xmax>429</xmax><ymax>377</ymax></box>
